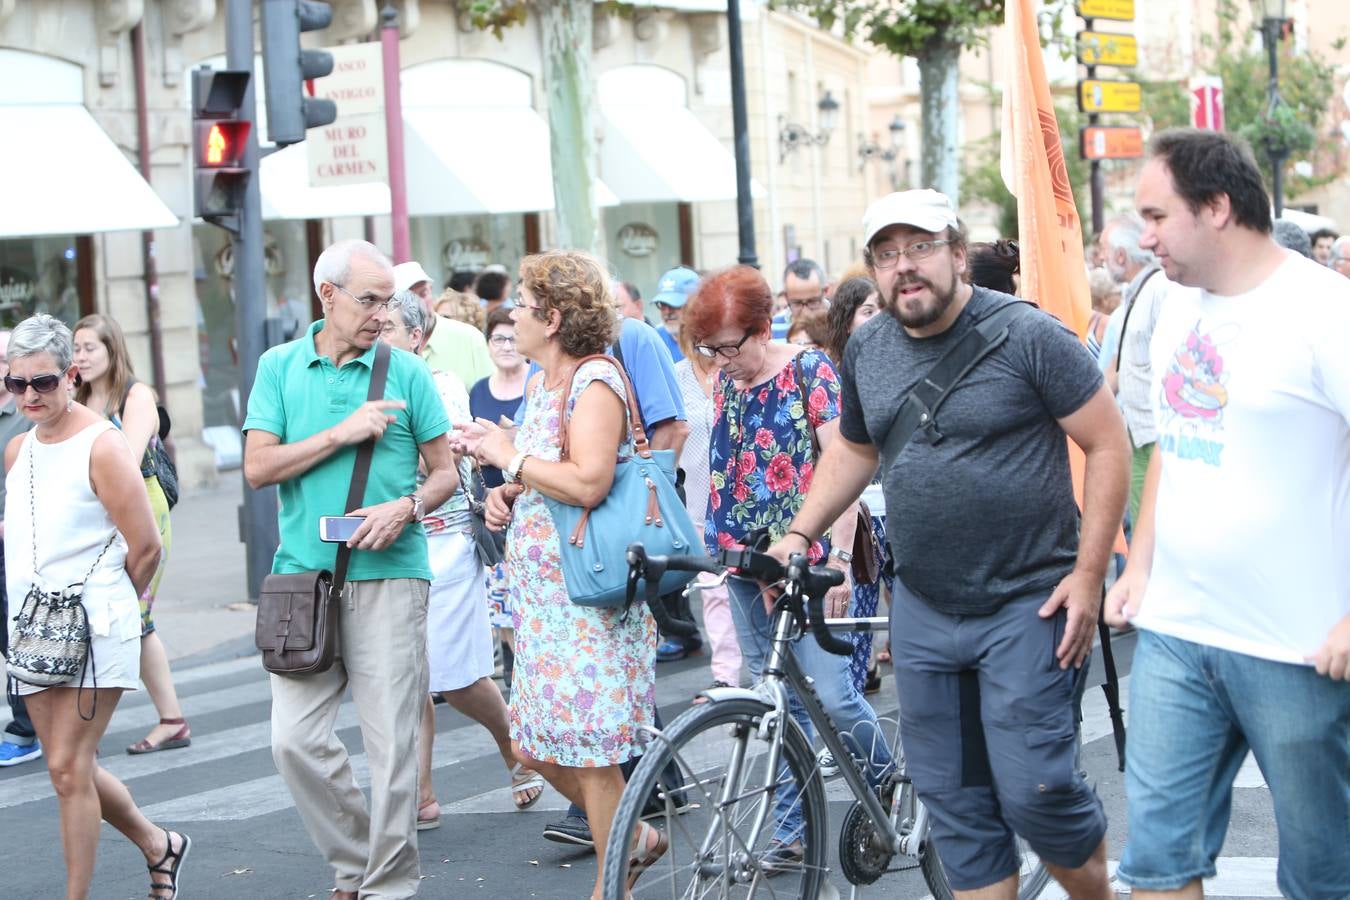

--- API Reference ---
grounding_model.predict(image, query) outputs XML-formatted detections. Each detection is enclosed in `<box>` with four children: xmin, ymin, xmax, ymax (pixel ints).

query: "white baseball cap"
<box><xmin>393</xmin><ymin>261</ymin><xmax>433</xmax><ymax>293</ymax></box>
<box><xmin>862</xmin><ymin>189</ymin><xmax>960</xmax><ymax>248</ymax></box>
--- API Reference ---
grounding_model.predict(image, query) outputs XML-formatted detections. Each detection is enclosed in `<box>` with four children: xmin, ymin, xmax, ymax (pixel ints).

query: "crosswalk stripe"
<box><xmin>1026</xmin><ymin>858</ymin><xmax>1283</xmax><ymax>899</ymax></box>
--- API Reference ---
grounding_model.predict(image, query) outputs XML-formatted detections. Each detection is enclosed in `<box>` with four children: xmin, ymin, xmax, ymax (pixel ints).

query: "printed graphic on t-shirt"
<box><xmin>1157</xmin><ymin>321</ymin><xmax>1235</xmax><ymax>467</ymax></box>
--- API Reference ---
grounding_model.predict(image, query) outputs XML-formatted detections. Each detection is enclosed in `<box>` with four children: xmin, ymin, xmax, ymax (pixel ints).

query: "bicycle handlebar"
<box><xmin>626</xmin><ymin>541</ymin><xmax>855</xmax><ymax>656</ymax></box>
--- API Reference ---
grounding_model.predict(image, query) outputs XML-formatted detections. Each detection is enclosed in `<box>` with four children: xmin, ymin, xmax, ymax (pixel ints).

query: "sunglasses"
<box><xmin>4</xmin><ymin>374</ymin><xmax>63</xmax><ymax>395</ymax></box>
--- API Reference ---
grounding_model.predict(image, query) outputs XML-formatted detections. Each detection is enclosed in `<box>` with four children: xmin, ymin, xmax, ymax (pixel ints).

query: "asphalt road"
<box><xmin>0</xmin><ymin>628</ymin><xmax>1282</xmax><ymax>900</ymax></box>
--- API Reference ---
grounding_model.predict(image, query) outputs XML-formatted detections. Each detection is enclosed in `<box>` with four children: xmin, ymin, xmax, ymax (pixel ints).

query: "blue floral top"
<box><xmin>705</xmin><ymin>347</ymin><xmax>839</xmax><ymax>562</ymax></box>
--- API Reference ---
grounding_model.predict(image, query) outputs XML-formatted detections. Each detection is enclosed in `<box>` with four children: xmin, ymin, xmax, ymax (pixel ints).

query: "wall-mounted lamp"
<box><xmin>779</xmin><ymin>90</ymin><xmax>840</xmax><ymax>163</ymax></box>
<box><xmin>858</xmin><ymin>115</ymin><xmax>906</xmax><ymax>171</ymax></box>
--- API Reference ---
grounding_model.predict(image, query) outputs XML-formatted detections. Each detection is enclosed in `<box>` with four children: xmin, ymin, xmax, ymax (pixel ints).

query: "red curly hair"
<box><xmin>683</xmin><ymin>265</ymin><xmax>774</xmax><ymax>344</ymax></box>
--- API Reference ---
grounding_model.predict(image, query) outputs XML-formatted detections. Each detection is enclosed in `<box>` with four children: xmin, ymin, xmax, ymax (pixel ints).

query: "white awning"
<box><xmin>600</xmin><ymin>104</ymin><xmax>762</xmax><ymax>204</ymax></box>
<box><xmin>0</xmin><ymin>104</ymin><xmax>178</xmax><ymax>238</ymax></box>
<box><xmin>259</xmin><ymin>142</ymin><xmax>391</xmax><ymax>221</ymax></box>
<box><xmin>403</xmin><ymin>106</ymin><xmax>557</xmax><ymax>216</ymax></box>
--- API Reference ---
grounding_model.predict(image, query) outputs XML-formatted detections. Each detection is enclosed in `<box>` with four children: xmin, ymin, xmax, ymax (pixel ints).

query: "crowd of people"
<box><xmin>3</xmin><ymin>126</ymin><xmax>1347</xmax><ymax>900</ymax></box>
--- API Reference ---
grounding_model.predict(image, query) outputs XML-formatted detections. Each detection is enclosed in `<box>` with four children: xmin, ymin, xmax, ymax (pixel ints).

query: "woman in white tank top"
<box><xmin>2</xmin><ymin>315</ymin><xmax>190</xmax><ymax>899</ymax></box>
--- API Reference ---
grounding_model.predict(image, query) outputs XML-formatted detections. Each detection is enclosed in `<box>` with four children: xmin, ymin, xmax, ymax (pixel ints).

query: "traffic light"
<box><xmin>191</xmin><ymin>67</ymin><xmax>252</xmax><ymax>220</ymax></box>
<box><xmin>260</xmin><ymin>0</ymin><xmax>338</xmax><ymax>147</ymax></box>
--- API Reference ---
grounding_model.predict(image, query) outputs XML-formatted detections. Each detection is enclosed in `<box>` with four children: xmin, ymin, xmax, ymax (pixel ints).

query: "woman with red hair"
<box><xmin>684</xmin><ymin>265</ymin><xmax>893</xmax><ymax>870</ymax></box>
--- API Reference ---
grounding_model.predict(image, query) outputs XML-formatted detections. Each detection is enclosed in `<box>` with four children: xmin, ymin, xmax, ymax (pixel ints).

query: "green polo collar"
<box><xmin>303</xmin><ymin>319</ymin><xmax>379</xmax><ymax>370</ymax></box>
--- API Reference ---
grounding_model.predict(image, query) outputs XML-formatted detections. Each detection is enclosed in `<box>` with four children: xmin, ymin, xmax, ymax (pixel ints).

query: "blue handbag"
<box><xmin>542</xmin><ymin>356</ymin><xmax>701</xmax><ymax>608</ymax></box>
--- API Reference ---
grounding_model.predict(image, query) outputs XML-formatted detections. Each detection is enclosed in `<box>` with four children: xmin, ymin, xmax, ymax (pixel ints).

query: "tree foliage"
<box><xmin>770</xmin><ymin>0</ymin><xmax>1005</xmax><ymax>56</ymax></box>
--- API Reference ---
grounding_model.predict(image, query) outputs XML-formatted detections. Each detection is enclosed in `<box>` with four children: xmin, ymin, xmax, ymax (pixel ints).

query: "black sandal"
<box><xmin>147</xmin><ymin>828</ymin><xmax>190</xmax><ymax>899</ymax></box>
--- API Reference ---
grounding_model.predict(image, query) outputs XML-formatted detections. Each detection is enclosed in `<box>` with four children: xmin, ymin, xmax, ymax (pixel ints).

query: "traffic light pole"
<box><xmin>227</xmin><ymin>0</ymin><xmax>282</xmax><ymax>600</ymax></box>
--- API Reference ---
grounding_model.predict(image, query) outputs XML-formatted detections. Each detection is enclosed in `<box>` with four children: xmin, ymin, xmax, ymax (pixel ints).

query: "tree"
<box><xmin>1138</xmin><ymin>0</ymin><xmax>1342</xmax><ymax>202</ymax></box>
<box><xmin>466</xmin><ymin>1</ymin><xmax>602</xmax><ymax>252</ymax></box>
<box><xmin>772</xmin><ymin>0</ymin><xmax>1009</xmax><ymax>202</ymax></box>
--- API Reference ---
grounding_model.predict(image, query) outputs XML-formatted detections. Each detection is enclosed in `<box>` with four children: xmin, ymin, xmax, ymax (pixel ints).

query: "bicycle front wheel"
<box><xmin>601</xmin><ymin>696</ymin><xmax>829</xmax><ymax>899</ymax></box>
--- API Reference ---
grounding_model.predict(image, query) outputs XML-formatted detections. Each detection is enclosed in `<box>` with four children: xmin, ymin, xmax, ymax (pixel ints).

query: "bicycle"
<box><xmin>601</xmin><ymin>540</ymin><xmax>1052</xmax><ymax>900</ymax></box>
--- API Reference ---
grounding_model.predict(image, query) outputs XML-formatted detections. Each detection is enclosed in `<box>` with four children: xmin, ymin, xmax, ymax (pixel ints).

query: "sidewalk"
<box><xmin>154</xmin><ymin>475</ymin><xmax>260</xmax><ymax>665</ymax></box>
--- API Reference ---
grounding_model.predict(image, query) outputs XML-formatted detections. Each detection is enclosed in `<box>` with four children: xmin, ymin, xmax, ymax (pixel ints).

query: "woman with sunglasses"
<box><xmin>71</xmin><ymin>314</ymin><xmax>189</xmax><ymax>756</ymax></box>
<box><xmin>682</xmin><ymin>266</ymin><xmax>893</xmax><ymax>871</ymax></box>
<box><xmin>3</xmin><ymin>314</ymin><xmax>189</xmax><ymax>899</ymax></box>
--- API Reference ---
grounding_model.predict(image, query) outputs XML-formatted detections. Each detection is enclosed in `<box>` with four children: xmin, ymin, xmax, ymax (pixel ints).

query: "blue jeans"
<box><xmin>0</xmin><ymin>539</ymin><xmax>36</xmax><ymax>745</ymax></box>
<box><xmin>1118</xmin><ymin>630</ymin><xmax>1350</xmax><ymax>899</ymax></box>
<box><xmin>726</xmin><ymin>575</ymin><xmax>893</xmax><ymax>845</ymax></box>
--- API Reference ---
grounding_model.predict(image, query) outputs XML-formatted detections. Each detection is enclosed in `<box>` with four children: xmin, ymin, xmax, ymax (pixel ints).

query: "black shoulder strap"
<box><xmin>1114</xmin><ymin>266</ymin><xmax>1161</xmax><ymax>374</ymax></box>
<box><xmin>879</xmin><ymin>299</ymin><xmax>1033</xmax><ymax>467</ymax></box>
<box><xmin>332</xmin><ymin>342</ymin><xmax>392</xmax><ymax>596</ymax></box>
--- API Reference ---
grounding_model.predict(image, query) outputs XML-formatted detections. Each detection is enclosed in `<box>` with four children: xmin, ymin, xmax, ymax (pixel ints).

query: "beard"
<box><xmin>885</xmin><ymin>271</ymin><xmax>959</xmax><ymax>330</ymax></box>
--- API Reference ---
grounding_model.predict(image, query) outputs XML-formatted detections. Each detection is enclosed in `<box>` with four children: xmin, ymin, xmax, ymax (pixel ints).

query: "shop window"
<box><xmin>0</xmin><ymin>234</ymin><xmax>92</xmax><ymax>329</ymax></box>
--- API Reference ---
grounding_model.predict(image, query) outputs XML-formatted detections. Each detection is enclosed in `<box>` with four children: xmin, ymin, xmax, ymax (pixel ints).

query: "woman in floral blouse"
<box><xmin>683</xmin><ymin>265</ymin><xmax>893</xmax><ymax>871</ymax></box>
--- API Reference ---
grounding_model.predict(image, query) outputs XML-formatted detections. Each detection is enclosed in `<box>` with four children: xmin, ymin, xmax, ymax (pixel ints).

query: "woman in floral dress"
<box><xmin>453</xmin><ymin>250</ymin><xmax>665</xmax><ymax>897</ymax></box>
<box><xmin>682</xmin><ymin>265</ymin><xmax>893</xmax><ymax>871</ymax></box>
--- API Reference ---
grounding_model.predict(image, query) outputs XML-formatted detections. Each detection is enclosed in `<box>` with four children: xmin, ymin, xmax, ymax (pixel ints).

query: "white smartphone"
<box><xmin>318</xmin><ymin>516</ymin><xmax>366</xmax><ymax>543</ymax></box>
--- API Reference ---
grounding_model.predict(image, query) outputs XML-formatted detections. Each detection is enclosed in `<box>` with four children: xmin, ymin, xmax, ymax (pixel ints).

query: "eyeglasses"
<box><xmin>489</xmin><ymin>335</ymin><xmax>517</xmax><ymax>347</ymax></box>
<box><xmin>871</xmin><ymin>240</ymin><xmax>953</xmax><ymax>269</ymax></box>
<box><xmin>379</xmin><ymin>321</ymin><xmax>407</xmax><ymax>336</ymax></box>
<box><xmin>4</xmin><ymin>374</ymin><xmax>62</xmax><ymax>395</ymax></box>
<box><xmin>330</xmin><ymin>283</ymin><xmax>399</xmax><ymax>311</ymax></box>
<box><xmin>786</xmin><ymin>295</ymin><xmax>826</xmax><ymax>313</ymax></box>
<box><xmin>693</xmin><ymin>329</ymin><xmax>755</xmax><ymax>359</ymax></box>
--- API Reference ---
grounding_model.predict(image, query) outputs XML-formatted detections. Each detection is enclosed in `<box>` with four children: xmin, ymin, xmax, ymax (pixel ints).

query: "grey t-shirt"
<box><xmin>839</xmin><ymin>286</ymin><xmax>1103</xmax><ymax>615</ymax></box>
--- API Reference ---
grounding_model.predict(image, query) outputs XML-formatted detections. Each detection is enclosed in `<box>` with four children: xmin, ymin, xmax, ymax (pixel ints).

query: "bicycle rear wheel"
<box><xmin>918</xmin><ymin>828</ymin><xmax>1052</xmax><ymax>900</ymax></box>
<box><xmin>601</xmin><ymin>696</ymin><xmax>829</xmax><ymax>899</ymax></box>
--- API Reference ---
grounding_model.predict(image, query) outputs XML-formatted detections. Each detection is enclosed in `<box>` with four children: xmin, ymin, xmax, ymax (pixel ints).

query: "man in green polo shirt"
<box><xmin>243</xmin><ymin>239</ymin><xmax>455</xmax><ymax>900</ymax></box>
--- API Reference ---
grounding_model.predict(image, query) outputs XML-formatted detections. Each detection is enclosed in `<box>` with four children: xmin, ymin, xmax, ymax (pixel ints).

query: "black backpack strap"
<box><xmin>1114</xmin><ymin>266</ymin><xmax>1161</xmax><ymax>374</ymax></box>
<box><xmin>331</xmin><ymin>342</ymin><xmax>392</xmax><ymax>597</ymax></box>
<box><xmin>878</xmin><ymin>299</ymin><xmax>1033</xmax><ymax>467</ymax></box>
<box><xmin>1096</xmin><ymin>594</ymin><xmax>1127</xmax><ymax>771</ymax></box>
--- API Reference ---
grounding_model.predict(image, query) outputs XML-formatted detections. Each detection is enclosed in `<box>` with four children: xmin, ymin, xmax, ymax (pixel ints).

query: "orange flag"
<box><xmin>1000</xmin><ymin>0</ymin><xmax>1092</xmax><ymax>337</ymax></box>
<box><xmin>1000</xmin><ymin>0</ymin><xmax>1127</xmax><ymax>554</ymax></box>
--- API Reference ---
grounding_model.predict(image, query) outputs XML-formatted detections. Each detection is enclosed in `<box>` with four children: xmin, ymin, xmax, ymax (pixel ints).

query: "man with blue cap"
<box><xmin>652</xmin><ymin>266</ymin><xmax>699</xmax><ymax>362</ymax></box>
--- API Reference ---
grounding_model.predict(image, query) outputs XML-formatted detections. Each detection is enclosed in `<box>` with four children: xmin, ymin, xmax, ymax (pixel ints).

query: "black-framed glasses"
<box><xmin>330</xmin><ymin>283</ymin><xmax>398</xmax><ymax>311</ymax></box>
<box><xmin>693</xmin><ymin>329</ymin><xmax>755</xmax><ymax>359</ymax></box>
<box><xmin>4</xmin><ymin>374</ymin><xmax>62</xmax><ymax>395</ymax></box>
<box><xmin>786</xmin><ymin>294</ymin><xmax>826</xmax><ymax>313</ymax></box>
<box><xmin>871</xmin><ymin>239</ymin><xmax>952</xmax><ymax>269</ymax></box>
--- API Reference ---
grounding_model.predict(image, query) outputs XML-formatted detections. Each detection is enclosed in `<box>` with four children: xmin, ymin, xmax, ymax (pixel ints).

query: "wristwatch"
<box><xmin>829</xmin><ymin>547</ymin><xmax>854</xmax><ymax>565</ymax></box>
<box><xmin>405</xmin><ymin>493</ymin><xmax>425</xmax><ymax>522</ymax></box>
<box><xmin>505</xmin><ymin>451</ymin><xmax>529</xmax><ymax>484</ymax></box>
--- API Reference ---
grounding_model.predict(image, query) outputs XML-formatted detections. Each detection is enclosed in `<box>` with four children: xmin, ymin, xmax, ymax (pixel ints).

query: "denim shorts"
<box><xmin>890</xmin><ymin>582</ymin><xmax>1105</xmax><ymax>891</ymax></box>
<box><xmin>1118</xmin><ymin>629</ymin><xmax>1350</xmax><ymax>899</ymax></box>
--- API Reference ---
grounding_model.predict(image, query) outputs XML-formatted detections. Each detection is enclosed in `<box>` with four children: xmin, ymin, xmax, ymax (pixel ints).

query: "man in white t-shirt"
<box><xmin>1106</xmin><ymin>129</ymin><xmax>1350</xmax><ymax>900</ymax></box>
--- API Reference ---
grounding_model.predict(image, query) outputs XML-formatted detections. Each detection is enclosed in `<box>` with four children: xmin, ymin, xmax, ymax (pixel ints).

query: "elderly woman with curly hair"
<box><xmin>452</xmin><ymin>250</ymin><xmax>665</xmax><ymax>897</ymax></box>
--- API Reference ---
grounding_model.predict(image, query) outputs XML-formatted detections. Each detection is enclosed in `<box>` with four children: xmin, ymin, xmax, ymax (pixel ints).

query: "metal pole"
<box><xmin>1263</xmin><ymin>17</ymin><xmax>1285</xmax><ymax>217</ymax></box>
<box><xmin>226</xmin><ymin>0</ymin><xmax>281</xmax><ymax>601</ymax></box>
<box><xmin>726</xmin><ymin>0</ymin><xmax>758</xmax><ymax>268</ymax></box>
<box><xmin>130</xmin><ymin>23</ymin><xmax>168</xmax><ymax>408</ymax></box>
<box><xmin>381</xmin><ymin>4</ymin><xmax>410</xmax><ymax>263</ymax></box>
<box><xmin>1085</xmin><ymin>35</ymin><xmax>1104</xmax><ymax>236</ymax></box>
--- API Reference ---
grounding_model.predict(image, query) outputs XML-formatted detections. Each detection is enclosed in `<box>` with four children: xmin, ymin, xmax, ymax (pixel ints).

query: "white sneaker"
<box><xmin>817</xmin><ymin>747</ymin><xmax>839</xmax><ymax>778</ymax></box>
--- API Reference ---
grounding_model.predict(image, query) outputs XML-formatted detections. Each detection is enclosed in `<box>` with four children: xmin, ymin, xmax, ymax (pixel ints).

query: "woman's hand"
<box><xmin>484</xmin><ymin>484</ymin><xmax>519</xmax><ymax>530</ymax></box>
<box><xmin>453</xmin><ymin>418</ymin><xmax>516</xmax><ymax>470</ymax></box>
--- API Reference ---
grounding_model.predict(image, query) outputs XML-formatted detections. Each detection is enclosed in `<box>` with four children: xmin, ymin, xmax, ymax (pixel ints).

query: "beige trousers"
<box><xmin>270</xmin><ymin>577</ymin><xmax>430</xmax><ymax>899</ymax></box>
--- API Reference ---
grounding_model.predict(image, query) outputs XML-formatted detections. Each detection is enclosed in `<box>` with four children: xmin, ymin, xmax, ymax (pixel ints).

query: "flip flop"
<box><xmin>627</xmin><ymin>821</ymin><xmax>669</xmax><ymax>890</ymax></box>
<box><xmin>510</xmin><ymin>762</ymin><xmax>545</xmax><ymax>811</ymax></box>
<box><xmin>147</xmin><ymin>828</ymin><xmax>190</xmax><ymax>899</ymax></box>
<box><xmin>416</xmin><ymin>800</ymin><xmax>441</xmax><ymax>831</ymax></box>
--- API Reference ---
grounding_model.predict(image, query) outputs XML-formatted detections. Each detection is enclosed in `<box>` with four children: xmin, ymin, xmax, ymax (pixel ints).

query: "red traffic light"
<box><xmin>195</xmin><ymin>120</ymin><xmax>251</xmax><ymax>168</ymax></box>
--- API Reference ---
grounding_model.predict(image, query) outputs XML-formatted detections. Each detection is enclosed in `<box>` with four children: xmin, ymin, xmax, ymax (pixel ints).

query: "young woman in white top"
<box><xmin>3</xmin><ymin>314</ymin><xmax>188</xmax><ymax>899</ymax></box>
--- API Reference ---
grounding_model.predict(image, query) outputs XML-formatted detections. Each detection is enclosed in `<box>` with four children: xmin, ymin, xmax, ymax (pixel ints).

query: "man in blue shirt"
<box><xmin>652</xmin><ymin>266</ymin><xmax>699</xmax><ymax>362</ymax></box>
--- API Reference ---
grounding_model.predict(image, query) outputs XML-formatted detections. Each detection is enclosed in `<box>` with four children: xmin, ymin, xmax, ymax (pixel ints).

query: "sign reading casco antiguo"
<box><xmin>617</xmin><ymin>223</ymin><xmax>659</xmax><ymax>258</ymax></box>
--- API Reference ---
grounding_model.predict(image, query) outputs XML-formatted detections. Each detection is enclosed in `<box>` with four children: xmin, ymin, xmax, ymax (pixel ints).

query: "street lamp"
<box><xmin>779</xmin><ymin>90</ymin><xmax>840</xmax><ymax>162</ymax></box>
<box><xmin>858</xmin><ymin>114</ymin><xmax>906</xmax><ymax>172</ymax></box>
<box><xmin>1259</xmin><ymin>0</ymin><xmax>1289</xmax><ymax>215</ymax></box>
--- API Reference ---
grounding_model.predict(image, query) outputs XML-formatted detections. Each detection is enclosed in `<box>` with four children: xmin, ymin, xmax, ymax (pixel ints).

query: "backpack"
<box><xmin>118</xmin><ymin>382</ymin><xmax>179</xmax><ymax>510</ymax></box>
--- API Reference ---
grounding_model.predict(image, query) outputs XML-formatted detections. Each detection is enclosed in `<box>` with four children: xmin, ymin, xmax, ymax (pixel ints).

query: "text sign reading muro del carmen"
<box><xmin>307</xmin><ymin>42</ymin><xmax>387</xmax><ymax>187</ymax></box>
<box><xmin>1075</xmin><ymin>0</ymin><xmax>1134</xmax><ymax>22</ymax></box>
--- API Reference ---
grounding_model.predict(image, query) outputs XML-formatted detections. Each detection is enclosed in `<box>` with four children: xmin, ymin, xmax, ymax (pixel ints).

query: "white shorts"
<box><xmin>12</xmin><ymin>630</ymin><xmax>141</xmax><ymax>696</ymax></box>
<box><xmin>425</xmin><ymin>530</ymin><xmax>494</xmax><ymax>693</ymax></box>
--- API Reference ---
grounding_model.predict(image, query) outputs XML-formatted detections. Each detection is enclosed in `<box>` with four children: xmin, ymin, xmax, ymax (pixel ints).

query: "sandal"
<box><xmin>691</xmin><ymin>680</ymin><xmax>732</xmax><ymax>705</ymax></box>
<box><xmin>416</xmin><ymin>799</ymin><xmax>441</xmax><ymax>831</ymax></box>
<box><xmin>147</xmin><ymin>828</ymin><xmax>190</xmax><ymax>899</ymax></box>
<box><xmin>876</xmin><ymin>649</ymin><xmax>892</xmax><ymax>666</ymax></box>
<box><xmin>510</xmin><ymin>762</ymin><xmax>545</xmax><ymax>811</ymax></box>
<box><xmin>627</xmin><ymin>821</ymin><xmax>669</xmax><ymax>890</ymax></box>
<box><xmin>127</xmin><ymin>718</ymin><xmax>191</xmax><ymax>755</ymax></box>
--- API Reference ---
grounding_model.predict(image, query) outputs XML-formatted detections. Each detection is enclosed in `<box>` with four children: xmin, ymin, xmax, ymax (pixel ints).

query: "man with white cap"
<box><xmin>394</xmin><ymin>261</ymin><xmax>493</xmax><ymax>388</ymax></box>
<box><xmin>773</xmin><ymin>189</ymin><xmax>1128</xmax><ymax>899</ymax></box>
